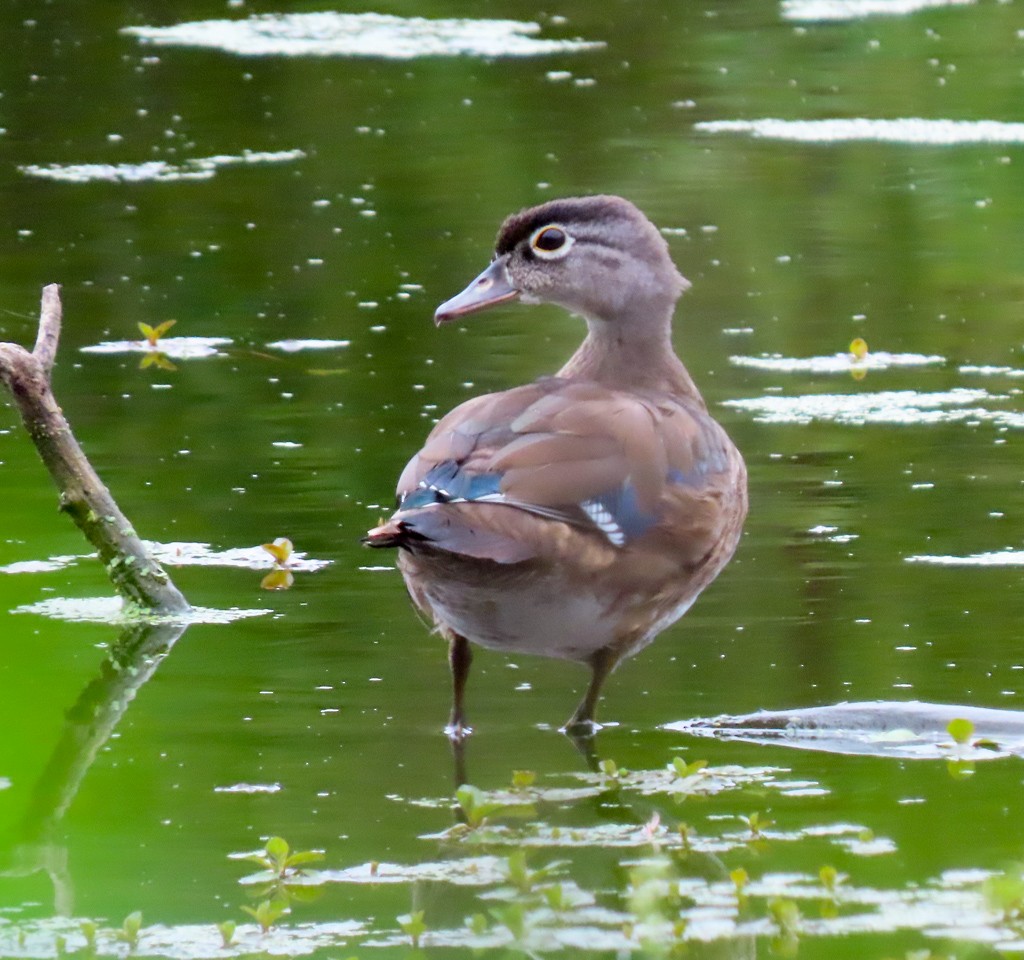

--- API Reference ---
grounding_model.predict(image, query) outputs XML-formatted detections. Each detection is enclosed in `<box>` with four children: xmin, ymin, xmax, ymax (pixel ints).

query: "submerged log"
<box><xmin>0</xmin><ymin>284</ymin><xmax>189</xmax><ymax>614</ymax></box>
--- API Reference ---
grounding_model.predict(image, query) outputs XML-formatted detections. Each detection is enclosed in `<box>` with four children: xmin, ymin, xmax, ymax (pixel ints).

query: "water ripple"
<box><xmin>697</xmin><ymin>117</ymin><xmax>1024</xmax><ymax>145</ymax></box>
<box><xmin>21</xmin><ymin>149</ymin><xmax>304</xmax><ymax>183</ymax></box>
<box><xmin>782</xmin><ymin>0</ymin><xmax>976</xmax><ymax>21</ymax></box>
<box><xmin>122</xmin><ymin>13</ymin><xmax>603</xmax><ymax>59</ymax></box>
<box><xmin>723</xmin><ymin>387</ymin><xmax>1024</xmax><ymax>426</ymax></box>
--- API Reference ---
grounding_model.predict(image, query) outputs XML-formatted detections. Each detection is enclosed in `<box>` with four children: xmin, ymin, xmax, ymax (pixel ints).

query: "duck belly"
<box><xmin>398</xmin><ymin>554</ymin><xmax>622</xmax><ymax>661</ymax></box>
<box><xmin>397</xmin><ymin>550</ymin><xmax>702</xmax><ymax>664</ymax></box>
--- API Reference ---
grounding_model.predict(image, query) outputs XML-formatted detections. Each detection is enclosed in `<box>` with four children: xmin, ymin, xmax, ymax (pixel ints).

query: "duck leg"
<box><xmin>563</xmin><ymin>647</ymin><xmax>617</xmax><ymax>735</ymax></box>
<box><xmin>445</xmin><ymin>632</ymin><xmax>473</xmax><ymax>740</ymax></box>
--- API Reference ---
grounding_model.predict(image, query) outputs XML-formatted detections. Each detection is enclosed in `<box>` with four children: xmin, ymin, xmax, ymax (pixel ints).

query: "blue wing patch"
<box><xmin>400</xmin><ymin>461</ymin><xmax>707</xmax><ymax>548</ymax></box>
<box><xmin>399</xmin><ymin>460</ymin><xmax>502</xmax><ymax>510</ymax></box>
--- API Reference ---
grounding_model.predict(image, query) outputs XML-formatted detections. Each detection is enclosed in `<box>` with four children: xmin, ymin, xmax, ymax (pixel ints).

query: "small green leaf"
<box><xmin>242</xmin><ymin>898</ymin><xmax>288</xmax><ymax>933</ymax></box>
<box><xmin>115</xmin><ymin>911</ymin><xmax>143</xmax><ymax>948</ymax></box>
<box><xmin>819</xmin><ymin>865</ymin><xmax>840</xmax><ymax>892</ymax></box>
<box><xmin>489</xmin><ymin>903</ymin><xmax>527</xmax><ymax>941</ymax></box>
<box><xmin>397</xmin><ymin>910</ymin><xmax>427</xmax><ymax>948</ymax></box>
<box><xmin>511</xmin><ymin>769</ymin><xmax>536</xmax><ymax>789</ymax></box>
<box><xmin>454</xmin><ymin>783</ymin><xmax>514</xmax><ymax>828</ymax></box>
<box><xmin>284</xmin><ymin>849</ymin><xmax>325</xmax><ymax>870</ymax></box>
<box><xmin>468</xmin><ymin>913</ymin><xmax>489</xmax><ymax>935</ymax></box>
<box><xmin>265</xmin><ymin>836</ymin><xmax>290</xmax><ymax>863</ymax></box>
<box><xmin>80</xmin><ymin>920</ymin><xmax>97</xmax><ymax>949</ymax></box>
<box><xmin>768</xmin><ymin>897</ymin><xmax>801</xmax><ymax>935</ymax></box>
<box><xmin>947</xmin><ymin>717</ymin><xmax>974</xmax><ymax>745</ymax></box>
<box><xmin>672</xmin><ymin>756</ymin><xmax>708</xmax><ymax>779</ymax></box>
<box><xmin>730</xmin><ymin>867</ymin><xmax>749</xmax><ymax>892</ymax></box>
<box><xmin>139</xmin><ymin>319</ymin><xmax>177</xmax><ymax>346</ymax></box>
<box><xmin>216</xmin><ymin>921</ymin><xmax>236</xmax><ymax>948</ymax></box>
<box><xmin>543</xmin><ymin>883</ymin><xmax>566</xmax><ymax>911</ymax></box>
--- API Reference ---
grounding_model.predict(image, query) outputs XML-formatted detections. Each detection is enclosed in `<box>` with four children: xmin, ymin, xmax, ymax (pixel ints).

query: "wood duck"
<box><xmin>365</xmin><ymin>195</ymin><xmax>747</xmax><ymax>737</ymax></box>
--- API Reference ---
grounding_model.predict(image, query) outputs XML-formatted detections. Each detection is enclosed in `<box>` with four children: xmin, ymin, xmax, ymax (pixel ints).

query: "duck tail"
<box><xmin>362</xmin><ymin>517</ymin><xmax>426</xmax><ymax>549</ymax></box>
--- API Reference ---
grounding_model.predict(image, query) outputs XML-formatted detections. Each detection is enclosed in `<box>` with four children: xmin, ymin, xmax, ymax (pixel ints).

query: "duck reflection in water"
<box><xmin>365</xmin><ymin>196</ymin><xmax>747</xmax><ymax>739</ymax></box>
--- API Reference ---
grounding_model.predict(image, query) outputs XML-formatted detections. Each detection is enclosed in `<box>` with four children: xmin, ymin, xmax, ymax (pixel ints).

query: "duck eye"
<box><xmin>530</xmin><ymin>225</ymin><xmax>573</xmax><ymax>258</ymax></box>
<box><xmin>535</xmin><ymin>227</ymin><xmax>565</xmax><ymax>250</ymax></box>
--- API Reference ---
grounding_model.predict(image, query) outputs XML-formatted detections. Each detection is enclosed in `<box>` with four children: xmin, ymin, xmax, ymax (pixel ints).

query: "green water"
<box><xmin>3</xmin><ymin>1</ymin><xmax>1024</xmax><ymax>956</ymax></box>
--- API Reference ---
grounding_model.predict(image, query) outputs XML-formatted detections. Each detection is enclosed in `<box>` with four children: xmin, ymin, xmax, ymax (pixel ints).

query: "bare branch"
<box><xmin>0</xmin><ymin>286</ymin><xmax>190</xmax><ymax>614</ymax></box>
<box><xmin>33</xmin><ymin>283</ymin><xmax>62</xmax><ymax>377</ymax></box>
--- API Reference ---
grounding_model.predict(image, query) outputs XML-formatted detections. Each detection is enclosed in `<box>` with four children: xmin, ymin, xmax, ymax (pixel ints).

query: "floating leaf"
<box><xmin>139</xmin><ymin>351</ymin><xmax>177</xmax><ymax>371</ymax></box>
<box><xmin>138</xmin><ymin>319</ymin><xmax>177</xmax><ymax>347</ymax></box>
<box><xmin>511</xmin><ymin>769</ymin><xmax>537</xmax><ymax>790</ymax></box>
<box><xmin>262</xmin><ymin>537</ymin><xmax>294</xmax><ymax>565</ymax></box>
<box><xmin>260</xmin><ymin>568</ymin><xmax>294</xmax><ymax>591</ymax></box>
<box><xmin>947</xmin><ymin>717</ymin><xmax>974</xmax><ymax>745</ymax></box>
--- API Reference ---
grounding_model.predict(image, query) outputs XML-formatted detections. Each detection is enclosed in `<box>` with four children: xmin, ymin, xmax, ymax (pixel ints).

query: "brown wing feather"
<box><xmin>396</xmin><ymin>377</ymin><xmax>743</xmax><ymax>555</ymax></box>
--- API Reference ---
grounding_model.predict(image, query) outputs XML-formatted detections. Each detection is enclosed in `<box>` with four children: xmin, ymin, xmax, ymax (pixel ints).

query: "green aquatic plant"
<box><xmin>671</xmin><ymin>756</ymin><xmax>708</xmax><ymax>780</ymax></box>
<box><xmin>397</xmin><ymin>909</ymin><xmax>427</xmax><ymax>948</ymax></box>
<box><xmin>947</xmin><ymin>717</ymin><xmax>974</xmax><ymax>746</ymax></box>
<box><xmin>217</xmin><ymin>920</ymin><xmax>236</xmax><ymax>948</ymax></box>
<box><xmin>455</xmin><ymin>783</ymin><xmax>519</xmax><ymax>829</ymax></box>
<box><xmin>467</xmin><ymin>912</ymin><xmax>489</xmax><ymax>935</ymax></box>
<box><xmin>745</xmin><ymin>811</ymin><xmax>773</xmax><ymax>839</ymax></box>
<box><xmin>511</xmin><ymin>769</ymin><xmax>537</xmax><ymax>790</ymax></box>
<box><xmin>115</xmin><ymin>911</ymin><xmax>143</xmax><ymax>950</ymax></box>
<box><xmin>626</xmin><ymin>857</ymin><xmax>686</xmax><ymax>955</ymax></box>
<box><xmin>730</xmin><ymin>867</ymin><xmax>751</xmax><ymax>916</ymax></box>
<box><xmin>241</xmin><ymin>835</ymin><xmax>324</xmax><ymax>879</ymax></box>
<box><xmin>138</xmin><ymin>319</ymin><xmax>176</xmax><ymax>348</ymax></box>
<box><xmin>768</xmin><ymin>897</ymin><xmax>801</xmax><ymax>958</ymax></box>
<box><xmin>542</xmin><ymin>883</ymin><xmax>570</xmax><ymax>911</ymax></box>
<box><xmin>502</xmin><ymin>849</ymin><xmax>565</xmax><ymax>894</ymax></box>
<box><xmin>819</xmin><ymin>865</ymin><xmax>844</xmax><ymax>894</ymax></box>
<box><xmin>488</xmin><ymin>902</ymin><xmax>528</xmax><ymax>942</ymax></box>
<box><xmin>242</xmin><ymin>897</ymin><xmax>289</xmax><ymax>934</ymax></box>
<box><xmin>79</xmin><ymin>920</ymin><xmax>97</xmax><ymax>952</ymax></box>
<box><xmin>984</xmin><ymin>865</ymin><xmax>1024</xmax><ymax>920</ymax></box>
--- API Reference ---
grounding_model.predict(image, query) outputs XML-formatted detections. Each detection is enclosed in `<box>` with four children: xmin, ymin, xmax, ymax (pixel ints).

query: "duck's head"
<box><xmin>434</xmin><ymin>195</ymin><xmax>690</xmax><ymax>327</ymax></box>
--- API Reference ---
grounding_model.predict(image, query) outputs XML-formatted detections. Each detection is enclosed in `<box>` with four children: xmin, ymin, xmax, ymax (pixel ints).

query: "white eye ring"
<box><xmin>529</xmin><ymin>224</ymin><xmax>574</xmax><ymax>260</ymax></box>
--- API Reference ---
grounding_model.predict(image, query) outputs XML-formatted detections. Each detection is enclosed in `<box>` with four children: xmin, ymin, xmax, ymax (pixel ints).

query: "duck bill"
<box><xmin>434</xmin><ymin>256</ymin><xmax>519</xmax><ymax>326</ymax></box>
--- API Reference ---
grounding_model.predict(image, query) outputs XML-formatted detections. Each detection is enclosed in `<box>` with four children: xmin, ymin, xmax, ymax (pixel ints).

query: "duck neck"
<box><xmin>556</xmin><ymin>303</ymin><xmax>704</xmax><ymax>404</ymax></box>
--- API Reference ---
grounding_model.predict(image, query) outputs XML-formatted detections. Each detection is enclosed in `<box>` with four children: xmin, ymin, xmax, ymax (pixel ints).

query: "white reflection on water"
<box><xmin>907</xmin><ymin>549</ymin><xmax>1024</xmax><ymax>566</ymax></box>
<box><xmin>781</xmin><ymin>0</ymin><xmax>975</xmax><ymax>21</ymax></box>
<box><xmin>267</xmin><ymin>338</ymin><xmax>351</xmax><ymax>352</ymax></box>
<box><xmin>13</xmin><ymin>596</ymin><xmax>270</xmax><ymax>624</ymax></box>
<box><xmin>731</xmin><ymin>351</ymin><xmax>944</xmax><ymax>373</ymax></box>
<box><xmin>961</xmin><ymin>364</ymin><xmax>1024</xmax><ymax>378</ymax></box>
<box><xmin>0</xmin><ymin>541</ymin><xmax>331</xmax><ymax>575</ymax></box>
<box><xmin>20</xmin><ymin>149</ymin><xmax>304</xmax><ymax>183</ymax></box>
<box><xmin>81</xmin><ymin>336</ymin><xmax>232</xmax><ymax>358</ymax></box>
<box><xmin>122</xmin><ymin>12</ymin><xmax>604</xmax><ymax>59</ymax></box>
<box><xmin>697</xmin><ymin>117</ymin><xmax>1024</xmax><ymax>145</ymax></box>
<box><xmin>723</xmin><ymin>387</ymin><xmax>1024</xmax><ymax>427</ymax></box>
